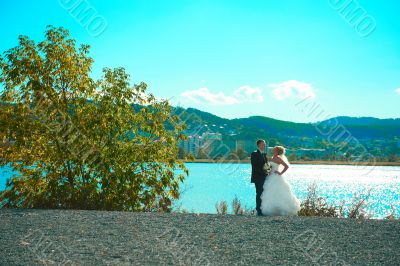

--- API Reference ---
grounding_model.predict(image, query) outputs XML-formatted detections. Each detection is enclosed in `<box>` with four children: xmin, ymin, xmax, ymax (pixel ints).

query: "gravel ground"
<box><xmin>0</xmin><ymin>209</ymin><xmax>399</xmax><ymax>265</ymax></box>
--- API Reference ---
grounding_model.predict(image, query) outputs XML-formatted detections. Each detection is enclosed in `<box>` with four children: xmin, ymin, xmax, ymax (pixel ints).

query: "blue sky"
<box><xmin>1</xmin><ymin>0</ymin><xmax>399</xmax><ymax>122</ymax></box>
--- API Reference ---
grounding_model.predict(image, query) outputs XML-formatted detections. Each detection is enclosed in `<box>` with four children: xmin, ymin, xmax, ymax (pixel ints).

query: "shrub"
<box><xmin>298</xmin><ymin>182</ymin><xmax>338</xmax><ymax>217</ymax></box>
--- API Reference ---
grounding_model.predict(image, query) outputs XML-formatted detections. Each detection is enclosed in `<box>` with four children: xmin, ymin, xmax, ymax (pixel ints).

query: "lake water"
<box><xmin>1</xmin><ymin>163</ymin><xmax>399</xmax><ymax>218</ymax></box>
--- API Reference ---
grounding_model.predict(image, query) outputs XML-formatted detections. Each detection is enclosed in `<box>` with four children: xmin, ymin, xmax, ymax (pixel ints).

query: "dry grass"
<box><xmin>214</xmin><ymin>184</ymin><xmax>396</xmax><ymax>219</ymax></box>
<box><xmin>215</xmin><ymin>200</ymin><xmax>228</xmax><ymax>214</ymax></box>
<box><xmin>298</xmin><ymin>183</ymin><xmax>375</xmax><ymax>219</ymax></box>
<box><xmin>215</xmin><ymin>195</ymin><xmax>255</xmax><ymax>215</ymax></box>
<box><xmin>384</xmin><ymin>205</ymin><xmax>398</xmax><ymax>220</ymax></box>
<box><xmin>298</xmin><ymin>182</ymin><xmax>338</xmax><ymax>217</ymax></box>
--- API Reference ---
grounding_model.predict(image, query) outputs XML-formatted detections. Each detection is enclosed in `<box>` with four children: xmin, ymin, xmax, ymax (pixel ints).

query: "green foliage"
<box><xmin>178</xmin><ymin>146</ymin><xmax>187</xmax><ymax>159</ymax></box>
<box><xmin>177</xmin><ymin>108</ymin><xmax>400</xmax><ymax>162</ymax></box>
<box><xmin>226</xmin><ymin>148</ymin><xmax>248</xmax><ymax>161</ymax></box>
<box><xmin>0</xmin><ymin>26</ymin><xmax>187</xmax><ymax>211</ymax></box>
<box><xmin>196</xmin><ymin>147</ymin><xmax>208</xmax><ymax>159</ymax></box>
<box><xmin>235</xmin><ymin>148</ymin><xmax>248</xmax><ymax>160</ymax></box>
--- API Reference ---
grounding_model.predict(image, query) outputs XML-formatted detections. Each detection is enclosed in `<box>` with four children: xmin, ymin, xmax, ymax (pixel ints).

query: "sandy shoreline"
<box><xmin>1</xmin><ymin>209</ymin><xmax>399</xmax><ymax>265</ymax></box>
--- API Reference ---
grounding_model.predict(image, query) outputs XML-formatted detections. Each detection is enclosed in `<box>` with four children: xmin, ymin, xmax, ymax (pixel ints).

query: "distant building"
<box><xmin>295</xmin><ymin>148</ymin><xmax>327</xmax><ymax>158</ymax></box>
<box><xmin>180</xmin><ymin>134</ymin><xmax>201</xmax><ymax>156</ymax></box>
<box><xmin>201</xmin><ymin>132</ymin><xmax>222</xmax><ymax>141</ymax></box>
<box><xmin>200</xmin><ymin>132</ymin><xmax>224</xmax><ymax>158</ymax></box>
<box><xmin>179</xmin><ymin>131</ymin><xmax>223</xmax><ymax>157</ymax></box>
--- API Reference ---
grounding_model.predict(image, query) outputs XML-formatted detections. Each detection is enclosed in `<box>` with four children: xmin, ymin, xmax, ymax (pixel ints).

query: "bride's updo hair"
<box><xmin>273</xmin><ymin>146</ymin><xmax>285</xmax><ymax>156</ymax></box>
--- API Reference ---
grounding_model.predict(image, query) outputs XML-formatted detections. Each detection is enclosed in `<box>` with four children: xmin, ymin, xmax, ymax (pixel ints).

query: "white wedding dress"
<box><xmin>260</xmin><ymin>161</ymin><xmax>301</xmax><ymax>216</ymax></box>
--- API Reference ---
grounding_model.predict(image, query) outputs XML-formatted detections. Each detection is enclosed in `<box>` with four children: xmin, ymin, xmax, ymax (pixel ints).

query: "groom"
<box><xmin>251</xmin><ymin>139</ymin><xmax>269</xmax><ymax>216</ymax></box>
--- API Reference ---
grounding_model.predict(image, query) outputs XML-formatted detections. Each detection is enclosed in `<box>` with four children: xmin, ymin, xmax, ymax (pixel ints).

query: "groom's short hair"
<box><xmin>256</xmin><ymin>139</ymin><xmax>265</xmax><ymax>146</ymax></box>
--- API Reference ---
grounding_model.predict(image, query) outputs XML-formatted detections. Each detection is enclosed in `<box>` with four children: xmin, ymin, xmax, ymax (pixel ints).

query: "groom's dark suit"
<box><xmin>251</xmin><ymin>149</ymin><xmax>268</xmax><ymax>215</ymax></box>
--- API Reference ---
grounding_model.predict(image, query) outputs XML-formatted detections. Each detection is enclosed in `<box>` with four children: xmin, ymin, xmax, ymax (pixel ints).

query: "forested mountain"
<box><xmin>175</xmin><ymin>107</ymin><xmax>400</xmax><ymax>141</ymax></box>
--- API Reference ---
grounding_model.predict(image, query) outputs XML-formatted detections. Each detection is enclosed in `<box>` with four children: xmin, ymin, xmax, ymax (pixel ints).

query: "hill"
<box><xmin>175</xmin><ymin>107</ymin><xmax>400</xmax><ymax>140</ymax></box>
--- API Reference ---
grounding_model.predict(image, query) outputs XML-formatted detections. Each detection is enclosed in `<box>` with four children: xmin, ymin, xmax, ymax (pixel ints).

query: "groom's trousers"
<box><xmin>254</xmin><ymin>178</ymin><xmax>265</xmax><ymax>214</ymax></box>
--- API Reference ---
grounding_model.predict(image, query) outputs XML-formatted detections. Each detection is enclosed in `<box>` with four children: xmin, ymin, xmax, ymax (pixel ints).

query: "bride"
<box><xmin>260</xmin><ymin>146</ymin><xmax>301</xmax><ymax>216</ymax></box>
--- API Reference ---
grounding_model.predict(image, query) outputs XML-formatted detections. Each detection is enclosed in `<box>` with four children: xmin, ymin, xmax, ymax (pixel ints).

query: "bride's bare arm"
<box><xmin>275</xmin><ymin>157</ymin><xmax>289</xmax><ymax>175</ymax></box>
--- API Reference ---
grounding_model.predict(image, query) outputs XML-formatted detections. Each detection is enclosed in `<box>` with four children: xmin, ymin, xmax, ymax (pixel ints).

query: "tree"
<box><xmin>197</xmin><ymin>147</ymin><xmax>208</xmax><ymax>159</ymax></box>
<box><xmin>178</xmin><ymin>146</ymin><xmax>186</xmax><ymax>159</ymax></box>
<box><xmin>0</xmin><ymin>26</ymin><xmax>187</xmax><ymax>211</ymax></box>
<box><xmin>235</xmin><ymin>147</ymin><xmax>247</xmax><ymax>160</ymax></box>
<box><xmin>287</xmin><ymin>153</ymin><xmax>297</xmax><ymax>162</ymax></box>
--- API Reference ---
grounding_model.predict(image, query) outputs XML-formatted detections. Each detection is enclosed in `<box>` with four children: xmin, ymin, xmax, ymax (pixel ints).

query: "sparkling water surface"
<box><xmin>1</xmin><ymin>163</ymin><xmax>399</xmax><ymax>218</ymax></box>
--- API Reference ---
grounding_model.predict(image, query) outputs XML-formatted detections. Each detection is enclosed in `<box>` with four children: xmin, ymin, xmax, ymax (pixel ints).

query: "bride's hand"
<box><xmin>274</xmin><ymin>170</ymin><xmax>281</xmax><ymax>175</ymax></box>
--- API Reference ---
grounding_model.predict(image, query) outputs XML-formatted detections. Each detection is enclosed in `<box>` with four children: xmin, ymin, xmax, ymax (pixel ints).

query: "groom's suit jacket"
<box><xmin>251</xmin><ymin>149</ymin><xmax>268</xmax><ymax>183</ymax></box>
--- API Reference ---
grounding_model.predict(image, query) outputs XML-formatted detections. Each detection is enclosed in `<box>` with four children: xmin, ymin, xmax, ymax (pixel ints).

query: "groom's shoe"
<box><xmin>256</xmin><ymin>211</ymin><xmax>264</xmax><ymax>216</ymax></box>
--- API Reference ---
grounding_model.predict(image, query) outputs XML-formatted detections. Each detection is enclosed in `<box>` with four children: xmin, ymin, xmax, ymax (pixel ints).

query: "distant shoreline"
<box><xmin>184</xmin><ymin>159</ymin><xmax>400</xmax><ymax>166</ymax></box>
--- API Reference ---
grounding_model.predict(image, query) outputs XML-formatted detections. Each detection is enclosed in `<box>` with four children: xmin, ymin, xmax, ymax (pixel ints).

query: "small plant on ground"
<box><xmin>298</xmin><ymin>182</ymin><xmax>338</xmax><ymax>217</ymax></box>
<box><xmin>232</xmin><ymin>195</ymin><xmax>245</xmax><ymax>215</ymax></box>
<box><xmin>215</xmin><ymin>201</ymin><xmax>228</xmax><ymax>214</ymax></box>
<box><xmin>347</xmin><ymin>189</ymin><xmax>372</xmax><ymax>219</ymax></box>
<box><xmin>385</xmin><ymin>205</ymin><xmax>398</xmax><ymax>220</ymax></box>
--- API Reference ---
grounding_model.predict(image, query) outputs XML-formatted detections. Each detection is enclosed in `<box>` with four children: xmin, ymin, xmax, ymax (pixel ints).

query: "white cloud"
<box><xmin>233</xmin><ymin>85</ymin><xmax>264</xmax><ymax>103</ymax></box>
<box><xmin>181</xmin><ymin>87</ymin><xmax>239</xmax><ymax>105</ymax></box>
<box><xmin>180</xmin><ymin>85</ymin><xmax>264</xmax><ymax>105</ymax></box>
<box><xmin>395</xmin><ymin>88</ymin><xmax>400</xmax><ymax>94</ymax></box>
<box><xmin>268</xmin><ymin>80</ymin><xmax>316</xmax><ymax>100</ymax></box>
